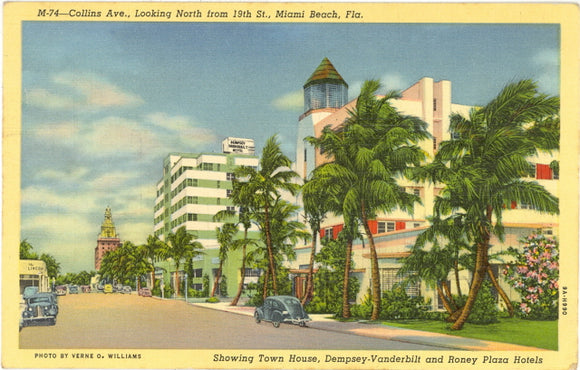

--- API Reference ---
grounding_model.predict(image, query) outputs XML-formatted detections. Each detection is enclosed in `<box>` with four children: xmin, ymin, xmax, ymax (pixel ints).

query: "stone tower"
<box><xmin>94</xmin><ymin>206</ymin><xmax>121</xmax><ymax>270</ymax></box>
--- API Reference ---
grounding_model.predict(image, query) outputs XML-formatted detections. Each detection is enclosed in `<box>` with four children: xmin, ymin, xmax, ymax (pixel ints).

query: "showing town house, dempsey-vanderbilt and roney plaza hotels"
<box><xmin>5</xmin><ymin>2</ymin><xmax>579</xmax><ymax>370</ymax></box>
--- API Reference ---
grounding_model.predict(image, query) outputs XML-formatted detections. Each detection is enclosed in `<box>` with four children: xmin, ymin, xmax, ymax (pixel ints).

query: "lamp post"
<box><xmin>185</xmin><ymin>273</ymin><xmax>188</xmax><ymax>303</ymax></box>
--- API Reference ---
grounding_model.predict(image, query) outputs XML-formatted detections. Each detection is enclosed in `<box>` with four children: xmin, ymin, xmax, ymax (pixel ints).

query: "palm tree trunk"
<box><xmin>263</xmin><ymin>202</ymin><xmax>278</xmax><ymax>295</ymax></box>
<box><xmin>211</xmin><ymin>262</ymin><xmax>223</xmax><ymax>297</ymax></box>
<box><xmin>441</xmin><ymin>280</ymin><xmax>457</xmax><ymax>310</ymax></box>
<box><xmin>361</xmin><ymin>211</ymin><xmax>381</xmax><ymax>321</ymax></box>
<box><xmin>301</xmin><ymin>230</ymin><xmax>318</xmax><ymax>306</ymax></box>
<box><xmin>436</xmin><ymin>283</ymin><xmax>454</xmax><ymax>314</ymax></box>
<box><xmin>487</xmin><ymin>265</ymin><xmax>514</xmax><ymax>317</ymax></box>
<box><xmin>454</xmin><ymin>257</ymin><xmax>462</xmax><ymax>296</ymax></box>
<box><xmin>174</xmin><ymin>263</ymin><xmax>180</xmax><ymax>297</ymax></box>
<box><xmin>230</xmin><ymin>235</ymin><xmax>248</xmax><ymax>306</ymax></box>
<box><xmin>262</xmin><ymin>267</ymin><xmax>270</xmax><ymax>301</ymax></box>
<box><xmin>342</xmin><ymin>237</ymin><xmax>353</xmax><ymax>318</ymax></box>
<box><xmin>451</xmin><ymin>207</ymin><xmax>492</xmax><ymax>330</ymax></box>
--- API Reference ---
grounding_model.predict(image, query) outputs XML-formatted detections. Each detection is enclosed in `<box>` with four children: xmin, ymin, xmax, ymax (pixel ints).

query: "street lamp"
<box><xmin>185</xmin><ymin>273</ymin><xmax>188</xmax><ymax>303</ymax></box>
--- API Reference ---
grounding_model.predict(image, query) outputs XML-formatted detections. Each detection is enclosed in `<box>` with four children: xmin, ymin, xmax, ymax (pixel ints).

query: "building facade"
<box><xmin>94</xmin><ymin>206</ymin><xmax>121</xmax><ymax>271</ymax></box>
<box><xmin>291</xmin><ymin>58</ymin><xmax>559</xmax><ymax>308</ymax></box>
<box><xmin>153</xmin><ymin>139</ymin><xmax>260</xmax><ymax>297</ymax></box>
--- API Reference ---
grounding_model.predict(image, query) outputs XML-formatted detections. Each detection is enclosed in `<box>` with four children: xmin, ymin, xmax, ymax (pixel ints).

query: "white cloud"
<box><xmin>53</xmin><ymin>72</ymin><xmax>144</xmax><ymax>108</ymax></box>
<box><xmin>380</xmin><ymin>73</ymin><xmax>407</xmax><ymax>91</ymax></box>
<box><xmin>21</xmin><ymin>213</ymin><xmax>97</xmax><ymax>272</ymax></box>
<box><xmin>37</xmin><ymin>167</ymin><xmax>90</xmax><ymax>182</ymax></box>
<box><xmin>28</xmin><ymin>121</ymin><xmax>80</xmax><ymax>140</ymax></box>
<box><xmin>22</xmin><ymin>185</ymin><xmax>98</xmax><ymax>212</ymax></box>
<box><xmin>533</xmin><ymin>49</ymin><xmax>559</xmax><ymax>67</ymax></box>
<box><xmin>533</xmin><ymin>49</ymin><xmax>559</xmax><ymax>96</ymax></box>
<box><xmin>272</xmin><ymin>90</ymin><xmax>303</xmax><ymax>111</ymax></box>
<box><xmin>89</xmin><ymin>170</ymin><xmax>137</xmax><ymax>190</ymax></box>
<box><xmin>147</xmin><ymin>112</ymin><xmax>191</xmax><ymax>131</ymax></box>
<box><xmin>24</xmin><ymin>88</ymin><xmax>76</xmax><ymax>109</ymax></box>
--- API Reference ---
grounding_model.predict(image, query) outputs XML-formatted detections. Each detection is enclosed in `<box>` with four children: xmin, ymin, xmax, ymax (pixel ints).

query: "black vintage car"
<box><xmin>21</xmin><ymin>292</ymin><xmax>58</xmax><ymax>327</ymax></box>
<box><xmin>254</xmin><ymin>296</ymin><xmax>311</xmax><ymax>328</ymax></box>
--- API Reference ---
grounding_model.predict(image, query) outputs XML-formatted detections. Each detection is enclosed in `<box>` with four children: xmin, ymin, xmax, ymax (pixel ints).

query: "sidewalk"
<box><xmin>192</xmin><ymin>301</ymin><xmax>547</xmax><ymax>351</ymax></box>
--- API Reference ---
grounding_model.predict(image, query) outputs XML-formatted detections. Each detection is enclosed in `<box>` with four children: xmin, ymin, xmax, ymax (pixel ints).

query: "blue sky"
<box><xmin>20</xmin><ymin>21</ymin><xmax>559</xmax><ymax>273</ymax></box>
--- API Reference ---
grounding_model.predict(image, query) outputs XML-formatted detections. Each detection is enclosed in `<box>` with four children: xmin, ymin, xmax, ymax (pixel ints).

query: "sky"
<box><xmin>20</xmin><ymin>21</ymin><xmax>560</xmax><ymax>273</ymax></box>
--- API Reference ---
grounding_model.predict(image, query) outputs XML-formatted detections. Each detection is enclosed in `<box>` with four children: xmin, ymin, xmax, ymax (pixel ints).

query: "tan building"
<box><xmin>94</xmin><ymin>206</ymin><xmax>121</xmax><ymax>271</ymax></box>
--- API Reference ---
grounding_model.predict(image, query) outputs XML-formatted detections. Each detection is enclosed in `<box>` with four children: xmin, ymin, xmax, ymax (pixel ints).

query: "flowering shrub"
<box><xmin>503</xmin><ymin>234</ymin><xmax>559</xmax><ymax>320</ymax></box>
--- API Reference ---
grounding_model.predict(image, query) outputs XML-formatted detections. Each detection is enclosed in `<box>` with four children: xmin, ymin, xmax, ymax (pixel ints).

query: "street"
<box><xmin>19</xmin><ymin>293</ymin><xmax>443</xmax><ymax>350</ymax></box>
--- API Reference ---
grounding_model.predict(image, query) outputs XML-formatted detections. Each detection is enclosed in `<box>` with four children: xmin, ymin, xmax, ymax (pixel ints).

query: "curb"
<box><xmin>190</xmin><ymin>302</ymin><xmax>547</xmax><ymax>352</ymax></box>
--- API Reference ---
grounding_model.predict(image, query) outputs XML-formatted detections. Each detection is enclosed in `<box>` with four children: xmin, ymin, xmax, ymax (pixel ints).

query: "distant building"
<box><xmin>153</xmin><ymin>144</ymin><xmax>260</xmax><ymax>296</ymax></box>
<box><xmin>94</xmin><ymin>206</ymin><xmax>121</xmax><ymax>270</ymax></box>
<box><xmin>19</xmin><ymin>259</ymin><xmax>49</xmax><ymax>294</ymax></box>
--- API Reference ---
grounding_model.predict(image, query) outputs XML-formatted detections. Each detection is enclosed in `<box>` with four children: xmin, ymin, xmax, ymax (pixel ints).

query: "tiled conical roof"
<box><xmin>304</xmin><ymin>57</ymin><xmax>348</xmax><ymax>88</ymax></box>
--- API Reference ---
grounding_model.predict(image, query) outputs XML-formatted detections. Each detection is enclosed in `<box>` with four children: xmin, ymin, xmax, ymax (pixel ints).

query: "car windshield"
<box><xmin>28</xmin><ymin>297</ymin><xmax>51</xmax><ymax>304</ymax></box>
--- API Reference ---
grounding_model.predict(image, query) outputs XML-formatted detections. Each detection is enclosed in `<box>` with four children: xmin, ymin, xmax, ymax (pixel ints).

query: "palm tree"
<box><xmin>211</xmin><ymin>223</ymin><xmax>239</xmax><ymax>297</ymax></box>
<box><xmin>140</xmin><ymin>235</ymin><xmax>167</xmax><ymax>290</ymax></box>
<box><xmin>235</xmin><ymin>135</ymin><xmax>300</xmax><ymax>296</ymax></box>
<box><xmin>307</xmin><ymin>79</ymin><xmax>429</xmax><ymax>320</ymax></box>
<box><xmin>300</xmin><ymin>177</ymin><xmax>330</xmax><ymax>305</ymax></box>
<box><xmin>215</xmin><ymin>172</ymin><xmax>260</xmax><ymax>306</ymax></box>
<box><xmin>166</xmin><ymin>226</ymin><xmax>204</xmax><ymax>296</ymax></box>
<box><xmin>417</xmin><ymin>79</ymin><xmax>559</xmax><ymax>330</ymax></box>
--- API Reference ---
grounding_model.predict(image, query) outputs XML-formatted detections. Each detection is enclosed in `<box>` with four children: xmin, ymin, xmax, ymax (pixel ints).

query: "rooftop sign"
<box><xmin>222</xmin><ymin>137</ymin><xmax>255</xmax><ymax>155</ymax></box>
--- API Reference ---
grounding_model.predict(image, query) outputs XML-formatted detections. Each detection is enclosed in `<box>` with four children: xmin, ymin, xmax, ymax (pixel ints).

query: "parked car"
<box><xmin>113</xmin><ymin>284</ymin><xmax>123</xmax><ymax>292</ymax></box>
<box><xmin>55</xmin><ymin>285</ymin><xmax>67</xmax><ymax>296</ymax></box>
<box><xmin>254</xmin><ymin>296</ymin><xmax>311</xmax><ymax>328</ymax></box>
<box><xmin>68</xmin><ymin>285</ymin><xmax>79</xmax><ymax>294</ymax></box>
<box><xmin>21</xmin><ymin>292</ymin><xmax>58</xmax><ymax>327</ymax></box>
<box><xmin>22</xmin><ymin>286</ymin><xmax>39</xmax><ymax>299</ymax></box>
<box><xmin>103</xmin><ymin>284</ymin><xmax>113</xmax><ymax>294</ymax></box>
<box><xmin>80</xmin><ymin>285</ymin><xmax>91</xmax><ymax>293</ymax></box>
<box><xmin>138</xmin><ymin>288</ymin><xmax>152</xmax><ymax>297</ymax></box>
<box><xmin>121</xmin><ymin>286</ymin><xmax>132</xmax><ymax>294</ymax></box>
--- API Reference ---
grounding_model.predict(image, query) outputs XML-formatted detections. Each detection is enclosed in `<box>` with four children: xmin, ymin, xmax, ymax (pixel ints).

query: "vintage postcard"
<box><xmin>3</xmin><ymin>1</ymin><xmax>579</xmax><ymax>369</ymax></box>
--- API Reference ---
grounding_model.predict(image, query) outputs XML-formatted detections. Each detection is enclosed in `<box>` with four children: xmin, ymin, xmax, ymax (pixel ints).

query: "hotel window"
<box><xmin>377</xmin><ymin>221</ymin><xmax>395</xmax><ymax>233</ymax></box>
<box><xmin>187</xmin><ymin>214</ymin><xmax>198</xmax><ymax>221</ymax></box>
<box><xmin>245</xmin><ymin>268</ymin><xmax>261</xmax><ymax>277</ymax></box>
<box><xmin>323</xmin><ymin>227</ymin><xmax>333</xmax><ymax>239</ymax></box>
<box><xmin>192</xmin><ymin>268</ymin><xmax>203</xmax><ymax>278</ymax></box>
<box><xmin>226</xmin><ymin>172</ymin><xmax>235</xmax><ymax>181</ymax></box>
<box><xmin>414</xmin><ymin>223</ymin><xmax>421</xmax><ymax>228</ymax></box>
<box><xmin>380</xmin><ymin>268</ymin><xmax>420</xmax><ymax>297</ymax></box>
<box><xmin>227</xmin><ymin>189</ymin><xmax>232</xmax><ymax>197</ymax></box>
<box><xmin>226</xmin><ymin>206</ymin><xmax>235</xmax><ymax>212</ymax></box>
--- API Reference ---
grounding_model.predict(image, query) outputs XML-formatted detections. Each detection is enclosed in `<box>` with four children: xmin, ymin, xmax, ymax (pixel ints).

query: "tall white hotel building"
<box><xmin>290</xmin><ymin>58</ymin><xmax>558</xmax><ymax>307</ymax></box>
<box><xmin>153</xmin><ymin>138</ymin><xmax>260</xmax><ymax>296</ymax></box>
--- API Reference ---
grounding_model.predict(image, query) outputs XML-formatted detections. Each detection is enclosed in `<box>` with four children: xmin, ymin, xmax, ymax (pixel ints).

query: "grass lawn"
<box><xmin>381</xmin><ymin>317</ymin><xmax>557</xmax><ymax>350</ymax></box>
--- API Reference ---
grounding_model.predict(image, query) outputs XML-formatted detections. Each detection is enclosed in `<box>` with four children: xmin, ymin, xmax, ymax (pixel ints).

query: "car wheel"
<box><xmin>272</xmin><ymin>313</ymin><xmax>281</xmax><ymax>328</ymax></box>
<box><xmin>254</xmin><ymin>311</ymin><xmax>261</xmax><ymax>324</ymax></box>
<box><xmin>299</xmin><ymin>321</ymin><xmax>306</xmax><ymax>327</ymax></box>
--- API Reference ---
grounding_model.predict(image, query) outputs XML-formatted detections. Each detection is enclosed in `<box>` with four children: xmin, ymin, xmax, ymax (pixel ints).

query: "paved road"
<box><xmin>19</xmin><ymin>293</ymin><xmax>444</xmax><ymax>350</ymax></box>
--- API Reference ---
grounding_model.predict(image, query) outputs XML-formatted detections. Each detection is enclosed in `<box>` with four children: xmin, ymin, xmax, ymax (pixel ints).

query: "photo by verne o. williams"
<box><xmin>3</xmin><ymin>2</ymin><xmax>579</xmax><ymax>369</ymax></box>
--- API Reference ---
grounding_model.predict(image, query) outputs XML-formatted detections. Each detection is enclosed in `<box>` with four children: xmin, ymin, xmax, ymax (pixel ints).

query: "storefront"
<box><xmin>19</xmin><ymin>260</ymin><xmax>49</xmax><ymax>294</ymax></box>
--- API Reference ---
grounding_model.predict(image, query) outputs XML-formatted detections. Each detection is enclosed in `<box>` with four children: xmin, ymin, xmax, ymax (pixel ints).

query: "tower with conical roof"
<box><xmin>303</xmin><ymin>57</ymin><xmax>349</xmax><ymax>115</ymax></box>
<box><xmin>94</xmin><ymin>206</ymin><xmax>121</xmax><ymax>270</ymax></box>
<box><xmin>296</xmin><ymin>58</ymin><xmax>349</xmax><ymax>179</ymax></box>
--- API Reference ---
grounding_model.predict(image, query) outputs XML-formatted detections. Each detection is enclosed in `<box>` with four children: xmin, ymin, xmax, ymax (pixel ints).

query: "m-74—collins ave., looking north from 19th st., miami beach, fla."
<box><xmin>36</xmin><ymin>7</ymin><xmax>362</xmax><ymax>20</ymax></box>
